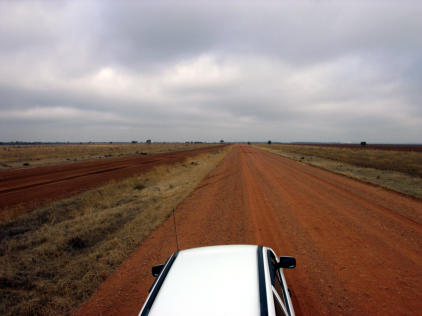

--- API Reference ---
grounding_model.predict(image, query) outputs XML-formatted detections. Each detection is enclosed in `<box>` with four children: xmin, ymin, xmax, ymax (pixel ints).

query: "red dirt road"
<box><xmin>75</xmin><ymin>145</ymin><xmax>422</xmax><ymax>315</ymax></box>
<box><xmin>0</xmin><ymin>145</ymin><xmax>223</xmax><ymax>214</ymax></box>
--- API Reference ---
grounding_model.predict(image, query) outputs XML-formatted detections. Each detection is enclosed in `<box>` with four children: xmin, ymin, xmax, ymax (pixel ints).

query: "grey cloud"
<box><xmin>96</xmin><ymin>2</ymin><xmax>422</xmax><ymax>67</ymax></box>
<box><xmin>0</xmin><ymin>0</ymin><xmax>421</xmax><ymax>142</ymax></box>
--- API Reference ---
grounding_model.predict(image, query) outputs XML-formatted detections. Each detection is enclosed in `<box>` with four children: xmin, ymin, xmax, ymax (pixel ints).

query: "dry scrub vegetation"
<box><xmin>259</xmin><ymin>144</ymin><xmax>422</xmax><ymax>177</ymax></box>
<box><xmin>258</xmin><ymin>144</ymin><xmax>422</xmax><ymax>199</ymax></box>
<box><xmin>0</xmin><ymin>146</ymin><xmax>230</xmax><ymax>315</ymax></box>
<box><xmin>0</xmin><ymin>143</ymin><xmax>212</xmax><ymax>169</ymax></box>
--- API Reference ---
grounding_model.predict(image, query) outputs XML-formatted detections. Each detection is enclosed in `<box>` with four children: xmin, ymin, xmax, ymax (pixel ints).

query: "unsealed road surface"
<box><xmin>0</xmin><ymin>145</ymin><xmax>223</xmax><ymax>214</ymax></box>
<box><xmin>76</xmin><ymin>145</ymin><xmax>422</xmax><ymax>315</ymax></box>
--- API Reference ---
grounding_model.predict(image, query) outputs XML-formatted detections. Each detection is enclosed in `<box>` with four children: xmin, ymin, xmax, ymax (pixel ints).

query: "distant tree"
<box><xmin>131</xmin><ymin>140</ymin><xmax>138</xmax><ymax>144</ymax></box>
<box><xmin>360</xmin><ymin>141</ymin><xmax>367</xmax><ymax>146</ymax></box>
<box><xmin>220</xmin><ymin>139</ymin><xmax>224</xmax><ymax>143</ymax></box>
<box><xmin>146</xmin><ymin>139</ymin><xmax>152</xmax><ymax>144</ymax></box>
<box><xmin>268</xmin><ymin>140</ymin><xmax>272</xmax><ymax>145</ymax></box>
<box><xmin>247</xmin><ymin>141</ymin><xmax>251</xmax><ymax>145</ymax></box>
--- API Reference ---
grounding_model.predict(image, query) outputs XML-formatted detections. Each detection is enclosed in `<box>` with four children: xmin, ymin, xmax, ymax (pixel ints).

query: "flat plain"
<box><xmin>77</xmin><ymin>145</ymin><xmax>421</xmax><ymax>315</ymax></box>
<box><xmin>258</xmin><ymin>143</ymin><xmax>422</xmax><ymax>199</ymax></box>
<box><xmin>0</xmin><ymin>143</ymin><xmax>212</xmax><ymax>169</ymax></box>
<box><xmin>1</xmin><ymin>145</ymin><xmax>231</xmax><ymax>315</ymax></box>
<box><xmin>2</xmin><ymin>144</ymin><xmax>421</xmax><ymax>315</ymax></box>
<box><xmin>258</xmin><ymin>144</ymin><xmax>422</xmax><ymax>177</ymax></box>
<box><xmin>0</xmin><ymin>144</ymin><xmax>224</xmax><ymax>219</ymax></box>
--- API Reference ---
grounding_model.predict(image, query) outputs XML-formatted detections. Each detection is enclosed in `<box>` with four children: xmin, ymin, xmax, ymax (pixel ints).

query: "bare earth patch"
<box><xmin>0</xmin><ymin>145</ymin><xmax>225</xmax><ymax>219</ymax></box>
<box><xmin>0</xmin><ymin>146</ymin><xmax>231</xmax><ymax>315</ymax></box>
<box><xmin>0</xmin><ymin>143</ymin><xmax>213</xmax><ymax>170</ymax></box>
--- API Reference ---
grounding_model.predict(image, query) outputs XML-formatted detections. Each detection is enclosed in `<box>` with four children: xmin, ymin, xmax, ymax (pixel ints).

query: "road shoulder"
<box><xmin>257</xmin><ymin>145</ymin><xmax>422</xmax><ymax>200</ymax></box>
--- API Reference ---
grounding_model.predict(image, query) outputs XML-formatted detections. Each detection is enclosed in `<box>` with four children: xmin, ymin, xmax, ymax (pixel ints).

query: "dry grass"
<box><xmin>258</xmin><ymin>144</ymin><xmax>422</xmax><ymax>177</ymax></box>
<box><xmin>258</xmin><ymin>145</ymin><xmax>422</xmax><ymax>200</ymax></box>
<box><xmin>0</xmin><ymin>143</ymin><xmax>212</xmax><ymax>169</ymax></box>
<box><xmin>0</xmin><ymin>146</ymin><xmax>231</xmax><ymax>315</ymax></box>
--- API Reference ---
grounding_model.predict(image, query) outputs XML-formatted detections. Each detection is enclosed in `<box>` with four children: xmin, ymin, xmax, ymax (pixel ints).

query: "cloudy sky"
<box><xmin>0</xmin><ymin>0</ymin><xmax>421</xmax><ymax>143</ymax></box>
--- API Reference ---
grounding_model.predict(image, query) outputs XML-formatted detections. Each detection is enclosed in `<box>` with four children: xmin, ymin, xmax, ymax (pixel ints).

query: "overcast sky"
<box><xmin>0</xmin><ymin>0</ymin><xmax>421</xmax><ymax>143</ymax></box>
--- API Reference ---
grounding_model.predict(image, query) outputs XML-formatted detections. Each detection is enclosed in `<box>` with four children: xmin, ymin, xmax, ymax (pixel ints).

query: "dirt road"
<box><xmin>75</xmin><ymin>145</ymin><xmax>422</xmax><ymax>315</ymax></box>
<box><xmin>0</xmin><ymin>145</ymin><xmax>223</xmax><ymax>213</ymax></box>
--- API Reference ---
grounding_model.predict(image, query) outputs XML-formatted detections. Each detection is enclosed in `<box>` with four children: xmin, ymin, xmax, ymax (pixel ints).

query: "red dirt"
<box><xmin>0</xmin><ymin>145</ymin><xmax>224</xmax><ymax>216</ymax></box>
<box><xmin>75</xmin><ymin>145</ymin><xmax>422</xmax><ymax>315</ymax></box>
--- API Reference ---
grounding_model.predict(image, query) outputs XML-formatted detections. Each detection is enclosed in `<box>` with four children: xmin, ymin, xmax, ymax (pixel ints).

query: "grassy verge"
<box><xmin>258</xmin><ymin>144</ymin><xmax>422</xmax><ymax>177</ymax></box>
<box><xmin>0</xmin><ymin>146</ymin><xmax>231</xmax><ymax>315</ymax></box>
<box><xmin>257</xmin><ymin>145</ymin><xmax>422</xmax><ymax>200</ymax></box>
<box><xmin>0</xmin><ymin>143</ymin><xmax>213</xmax><ymax>169</ymax></box>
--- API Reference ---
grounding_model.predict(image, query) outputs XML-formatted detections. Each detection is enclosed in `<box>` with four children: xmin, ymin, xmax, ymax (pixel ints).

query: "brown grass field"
<box><xmin>290</xmin><ymin>143</ymin><xmax>422</xmax><ymax>152</ymax></box>
<box><xmin>259</xmin><ymin>144</ymin><xmax>422</xmax><ymax>178</ymax></box>
<box><xmin>258</xmin><ymin>144</ymin><xmax>422</xmax><ymax>199</ymax></box>
<box><xmin>0</xmin><ymin>146</ymin><xmax>231</xmax><ymax>315</ymax></box>
<box><xmin>0</xmin><ymin>143</ymin><xmax>212</xmax><ymax>169</ymax></box>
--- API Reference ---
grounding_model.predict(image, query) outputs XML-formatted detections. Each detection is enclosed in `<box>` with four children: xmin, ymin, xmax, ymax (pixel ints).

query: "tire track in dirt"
<box><xmin>75</xmin><ymin>145</ymin><xmax>422</xmax><ymax>316</ymax></box>
<box><xmin>0</xmin><ymin>145</ymin><xmax>224</xmax><ymax>214</ymax></box>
